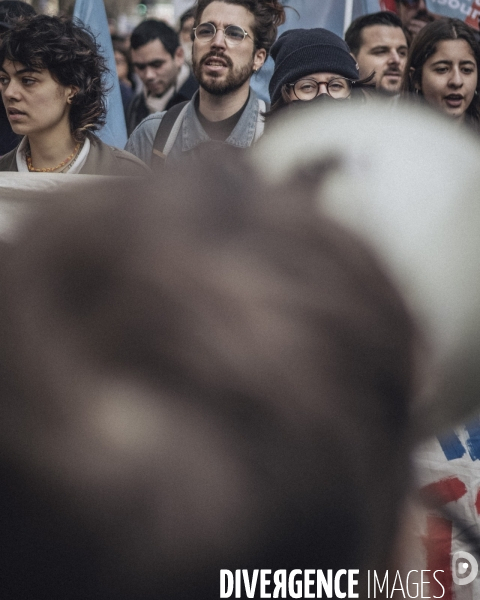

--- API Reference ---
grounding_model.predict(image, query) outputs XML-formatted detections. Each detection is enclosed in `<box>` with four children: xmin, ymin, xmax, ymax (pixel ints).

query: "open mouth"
<box><xmin>205</xmin><ymin>59</ymin><xmax>227</xmax><ymax>67</ymax></box>
<box><xmin>444</xmin><ymin>94</ymin><xmax>464</xmax><ymax>107</ymax></box>
<box><xmin>202</xmin><ymin>53</ymin><xmax>230</xmax><ymax>70</ymax></box>
<box><xmin>384</xmin><ymin>71</ymin><xmax>401</xmax><ymax>78</ymax></box>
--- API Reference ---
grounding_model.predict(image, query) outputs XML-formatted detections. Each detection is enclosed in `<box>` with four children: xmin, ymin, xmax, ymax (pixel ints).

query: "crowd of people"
<box><xmin>1</xmin><ymin>0</ymin><xmax>480</xmax><ymax>599</ymax></box>
<box><xmin>0</xmin><ymin>0</ymin><xmax>478</xmax><ymax>173</ymax></box>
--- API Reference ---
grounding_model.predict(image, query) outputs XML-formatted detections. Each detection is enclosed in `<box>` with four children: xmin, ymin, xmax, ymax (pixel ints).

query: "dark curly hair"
<box><xmin>0</xmin><ymin>14</ymin><xmax>108</xmax><ymax>142</ymax></box>
<box><xmin>193</xmin><ymin>0</ymin><xmax>286</xmax><ymax>54</ymax></box>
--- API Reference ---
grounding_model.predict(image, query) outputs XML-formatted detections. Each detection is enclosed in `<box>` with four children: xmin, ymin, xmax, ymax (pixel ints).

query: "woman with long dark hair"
<box><xmin>0</xmin><ymin>15</ymin><xmax>149</xmax><ymax>174</ymax></box>
<box><xmin>402</xmin><ymin>18</ymin><xmax>480</xmax><ymax>127</ymax></box>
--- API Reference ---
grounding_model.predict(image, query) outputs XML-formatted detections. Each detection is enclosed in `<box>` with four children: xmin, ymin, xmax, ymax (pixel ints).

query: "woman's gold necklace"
<box><xmin>26</xmin><ymin>142</ymin><xmax>81</xmax><ymax>173</ymax></box>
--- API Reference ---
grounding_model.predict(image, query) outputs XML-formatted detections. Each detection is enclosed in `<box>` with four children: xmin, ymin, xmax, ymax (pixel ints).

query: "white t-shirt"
<box><xmin>16</xmin><ymin>136</ymin><xmax>91</xmax><ymax>174</ymax></box>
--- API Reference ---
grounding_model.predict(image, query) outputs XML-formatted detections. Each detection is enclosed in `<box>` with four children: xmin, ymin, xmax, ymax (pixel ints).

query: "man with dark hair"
<box><xmin>126</xmin><ymin>19</ymin><xmax>198</xmax><ymax>135</ymax></box>
<box><xmin>0</xmin><ymin>0</ymin><xmax>36</xmax><ymax>156</ymax></box>
<box><xmin>345</xmin><ymin>11</ymin><xmax>409</xmax><ymax>96</ymax></box>
<box><xmin>125</xmin><ymin>0</ymin><xmax>285</xmax><ymax>169</ymax></box>
<box><xmin>394</xmin><ymin>0</ymin><xmax>436</xmax><ymax>38</ymax></box>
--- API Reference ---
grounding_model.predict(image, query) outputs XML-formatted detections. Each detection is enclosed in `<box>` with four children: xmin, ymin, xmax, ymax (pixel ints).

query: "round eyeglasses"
<box><xmin>193</xmin><ymin>22</ymin><xmax>252</xmax><ymax>46</ymax></box>
<box><xmin>287</xmin><ymin>77</ymin><xmax>353</xmax><ymax>101</ymax></box>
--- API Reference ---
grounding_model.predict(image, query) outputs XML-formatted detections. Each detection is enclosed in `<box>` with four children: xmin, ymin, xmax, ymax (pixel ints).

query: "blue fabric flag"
<box><xmin>73</xmin><ymin>0</ymin><xmax>127</xmax><ymax>148</ymax></box>
<box><xmin>279</xmin><ymin>0</ymin><xmax>346</xmax><ymax>37</ymax></box>
<box><xmin>360</xmin><ymin>0</ymin><xmax>383</xmax><ymax>15</ymax></box>
<box><xmin>276</xmin><ymin>0</ymin><xmax>380</xmax><ymax>37</ymax></box>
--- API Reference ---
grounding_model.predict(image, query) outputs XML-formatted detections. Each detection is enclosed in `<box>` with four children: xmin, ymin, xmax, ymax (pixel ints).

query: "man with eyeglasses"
<box><xmin>125</xmin><ymin>0</ymin><xmax>285</xmax><ymax>168</ymax></box>
<box><xmin>126</xmin><ymin>19</ymin><xmax>198</xmax><ymax>136</ymax></box>
<box><xmin>395</xmin><ymin>0</ymin><xmax>437</xmax><ymax>38</ymax></box>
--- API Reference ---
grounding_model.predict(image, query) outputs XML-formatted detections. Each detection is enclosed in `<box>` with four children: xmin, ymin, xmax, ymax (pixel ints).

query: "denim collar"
<box><xmin>180</xmin><ymin>88</ymin><xmax>260</xmax><ymax>152</ymax></box>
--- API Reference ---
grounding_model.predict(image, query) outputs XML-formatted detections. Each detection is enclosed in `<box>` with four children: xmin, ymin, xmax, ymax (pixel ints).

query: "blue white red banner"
<box><xmin>426</xmin><ymin>0</ymin><xmax>480</xmax><ymax>30</ymax></box>
<box><xmin>414</xmin><ymin>418</ymin><xmax>480</xmax><ymax>600</ymax></box>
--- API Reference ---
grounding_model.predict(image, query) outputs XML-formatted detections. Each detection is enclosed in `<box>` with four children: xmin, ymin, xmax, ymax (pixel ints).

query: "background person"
<box><xmin>125</xmin><ymin>0</ymin><xmax>285</xmax><ymax>169</ymax></box>
<box><xmin>112</xmin><ymin>37</ymin><xmax>138</xmax><ymax>118</ymax></box>
<box><xmin>394</xmin><ymin>0</ymin><xmax>436</xmax><ymax>38</ymax></box>
<box><xmin>402</xmin><ymin>18</ymin><xmax>480</xmax><ymax>128</ymax></box>
<box><xmin>0</xmin><ymin>15</ymin><xmax>149</xmax><ymax>175</ymax></box>
<box><xmin>178</xmin><ymin>7</ymin><xmax>195</xmax><ymax>68</ymax></box>
<box><xmin>266</xmin><ymin>27</ymin><xmax>372</xmax><ymax>120</ymax></box>
<box><xmin>126</xmin><ymin>19</ymin><xmax>198</xmax><ymax>136</ymax></box>
<box><xmin>345</xmin><ymin>12</ymin><xmax>409</xmax><ymax>97</ymax></box>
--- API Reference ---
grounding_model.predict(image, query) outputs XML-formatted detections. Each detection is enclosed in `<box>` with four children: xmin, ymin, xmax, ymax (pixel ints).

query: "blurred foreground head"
<box><xmin>0</xmin><ymin>155</ymin><xmax>417</xmax><ymax>599</ymax></box>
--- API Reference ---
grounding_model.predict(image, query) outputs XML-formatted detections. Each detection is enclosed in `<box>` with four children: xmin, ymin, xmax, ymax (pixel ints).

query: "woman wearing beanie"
<box><xmin>267</xmin><ymin>27</ymin><xmax>373</xmax><ymax>118</ymax></box>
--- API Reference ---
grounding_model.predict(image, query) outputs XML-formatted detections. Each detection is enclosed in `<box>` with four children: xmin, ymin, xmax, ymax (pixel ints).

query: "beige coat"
<box><xmin>0</xmin><ymin>135</ymin><xmax>150</xmax><ymax>176</ymax></box>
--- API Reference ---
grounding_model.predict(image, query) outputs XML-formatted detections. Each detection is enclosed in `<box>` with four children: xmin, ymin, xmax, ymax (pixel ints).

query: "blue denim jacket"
<box><xmin>125</xmin><ymin>89</ymin><xmax>264</xmax><ymax>167</ymax></box>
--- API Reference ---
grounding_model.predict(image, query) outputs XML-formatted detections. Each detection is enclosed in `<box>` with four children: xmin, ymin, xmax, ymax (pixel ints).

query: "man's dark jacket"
<box><xmin>126</xmin><ymin>72</ymin><xmax>198</xmax><ymax>136</ymax></box>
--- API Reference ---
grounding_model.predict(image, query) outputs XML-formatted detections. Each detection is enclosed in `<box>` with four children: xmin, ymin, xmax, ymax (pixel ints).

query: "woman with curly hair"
<box><xmin>0</xmin><ymin>14</ymin><xmax>149</xmax><ymax>175</ymax></box>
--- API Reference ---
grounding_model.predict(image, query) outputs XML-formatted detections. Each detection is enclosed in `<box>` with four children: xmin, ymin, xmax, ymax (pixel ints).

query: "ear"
<box><xmin>174</xmin><ymin>45</ymin><xmax>185</xmax><ymax>69</ymax></box>
<box><xmin>253</xmin><ymin>48</ymin><xmax>266</xmax><ymax>72</ymax></box>
<box><xmin>410</xmin><ymin>66</ymin><xmax>420</xmax><ymax>91</ymax></box>
<box><xmin>67</xmin><ymin>85</ymin><xmax>79</xmax><ymax>104</ymax></box>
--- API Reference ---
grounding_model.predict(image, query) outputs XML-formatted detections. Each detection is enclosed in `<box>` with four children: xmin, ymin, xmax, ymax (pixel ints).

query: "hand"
<box><xmin>407</xmin><ymin>18</ymin><xmax>430</xmax><ymax>37</ymax></box>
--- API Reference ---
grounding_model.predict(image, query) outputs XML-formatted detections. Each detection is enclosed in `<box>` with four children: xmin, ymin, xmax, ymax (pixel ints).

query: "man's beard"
<box><xmin>193</xmin><ymin>50</ymin><xmax>254</xmax><ymax>96</ymax></box>
<box><xmin>379</xmin><ymin>68</ymin><xmax>403</xmax><ymax>95</ymax></box>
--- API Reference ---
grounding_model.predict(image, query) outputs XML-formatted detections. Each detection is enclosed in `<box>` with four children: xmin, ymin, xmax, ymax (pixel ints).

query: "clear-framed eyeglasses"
<box><xmin>193</xmin><ymin>22</ymin><xmax>253</xmax><ymax>46</ymax></box>
<box><xmin>287</xmin><ymin>77</ymin><xmax>353</xmax><ymax>101</ymax></box>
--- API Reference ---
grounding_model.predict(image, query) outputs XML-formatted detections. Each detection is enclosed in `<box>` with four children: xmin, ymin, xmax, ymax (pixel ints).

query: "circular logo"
<box><xmin>452</xmin><ymin>551</ymin><xmax>478</xmax><ymax>586</ymax></box>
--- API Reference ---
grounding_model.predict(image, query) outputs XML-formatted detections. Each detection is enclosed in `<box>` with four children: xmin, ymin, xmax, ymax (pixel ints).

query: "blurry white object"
<box><xmin>253</xmin><ymin>100</ymin><xmax>480</xmax><ymax>436</ymax></box>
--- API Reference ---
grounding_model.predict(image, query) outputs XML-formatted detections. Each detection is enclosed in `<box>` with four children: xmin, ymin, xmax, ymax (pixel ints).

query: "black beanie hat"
<box><xmin>269</xmin><ymin>28</ymin><xmax>359</xmax><ymax>105</ymax></box>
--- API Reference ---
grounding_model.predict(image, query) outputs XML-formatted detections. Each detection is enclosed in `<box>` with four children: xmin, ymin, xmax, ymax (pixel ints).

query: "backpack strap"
<box><xmin>151</xmin><ymin>100</ymin><xmax>189</xmax><ymax>169</ymax></box>
<box><xmin>253</xmin><ymin>99</ymin><xmax>267</xmax><ymax>144</ymax></box>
